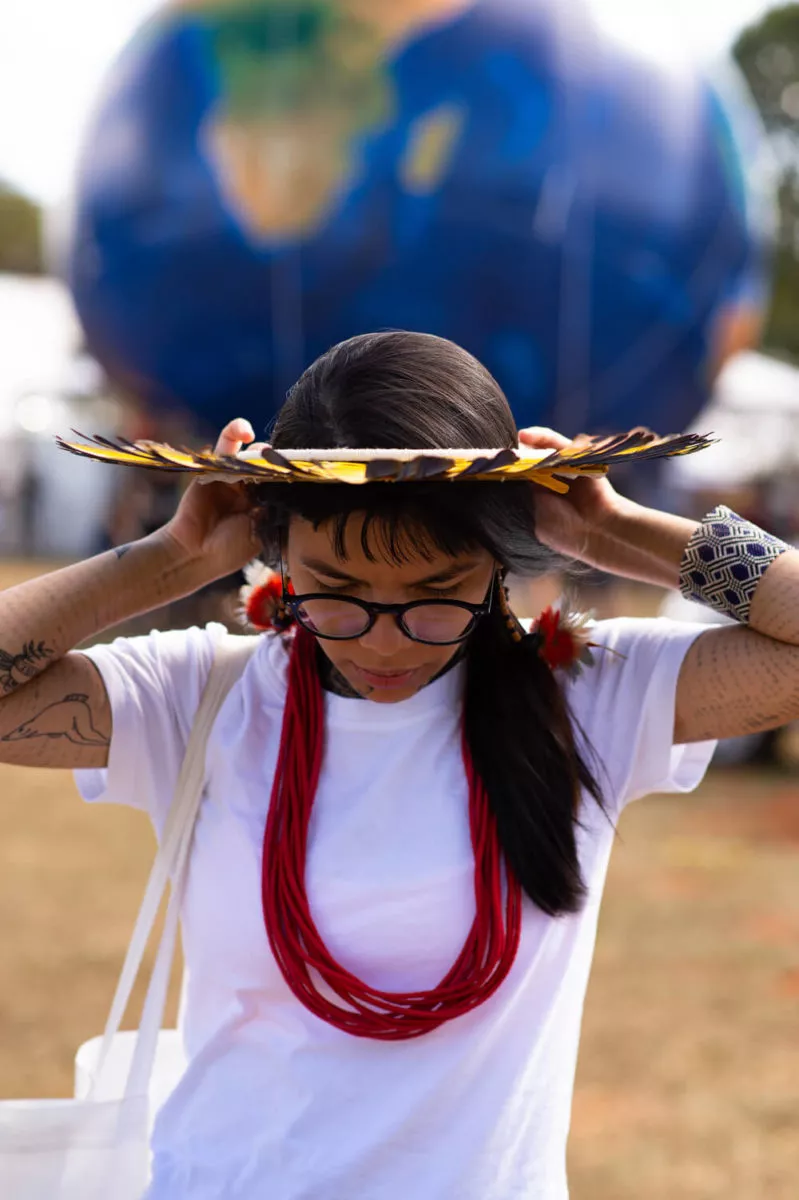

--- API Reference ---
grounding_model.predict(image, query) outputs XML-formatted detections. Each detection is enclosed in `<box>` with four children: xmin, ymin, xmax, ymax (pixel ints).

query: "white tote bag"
<box><xmin>0</xmin><ymin>635</ymin><xmax>258</xmax><ymax>1200</ymax></box>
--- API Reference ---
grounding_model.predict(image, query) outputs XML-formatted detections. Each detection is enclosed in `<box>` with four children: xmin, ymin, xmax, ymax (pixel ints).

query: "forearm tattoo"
<box><xmin>0</xmin><ymin>693</ymin><xmax>109</xmax><ymax>747</ymax></box>
<box><xmin>0</xmin><ymin>641</ymin><xmax>54</xmax><ymax>695</ymax></box>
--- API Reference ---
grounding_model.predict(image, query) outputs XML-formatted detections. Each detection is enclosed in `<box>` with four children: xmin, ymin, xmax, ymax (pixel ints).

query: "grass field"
<box><xmin>1</xmin><ymin>559</ymin><xmax>798</xmax><ymax>1198</ymax></box>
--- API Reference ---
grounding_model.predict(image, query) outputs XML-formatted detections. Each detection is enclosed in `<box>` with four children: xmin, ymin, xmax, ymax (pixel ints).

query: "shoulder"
<box><xmin>563</xmin><ymin>616</ymin><xmax>710</xmax><ymax>714</ymax></box>
<box><xmin>558</xmin><ymin>615</ymin><xmax>712</xmax><ymax>759</ymax></box>
<box><xmin>560</xmin><ymin>616</ymin><xmax>715</xmax><ymax>812</ymax></box>
<box><xmin>80</xmin><ymin>621</ymin><xmax>230</xmax><ymax>700</ymax></box>
<box><xmin>236</xmin><ymin>629</ymin><xmax>292</xmax><ymax>710</ymax></box>
<box><xmin>73</xmin><ymin>626</ymin><xmax>290</xmax><ymax>818</ymax></box>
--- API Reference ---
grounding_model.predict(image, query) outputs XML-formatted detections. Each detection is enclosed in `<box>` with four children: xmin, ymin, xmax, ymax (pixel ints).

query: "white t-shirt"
<box><xmin>75</xmin><ymin>617</ymin><xmax>715</xmax><ymax>1200</ymax></box>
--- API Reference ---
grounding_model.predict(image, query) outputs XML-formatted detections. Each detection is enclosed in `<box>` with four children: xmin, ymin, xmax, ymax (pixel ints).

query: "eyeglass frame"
<box><xmin>280</xmin><ymin>568</ymin><xmax>497</xmax><ymax>646</ymax></box>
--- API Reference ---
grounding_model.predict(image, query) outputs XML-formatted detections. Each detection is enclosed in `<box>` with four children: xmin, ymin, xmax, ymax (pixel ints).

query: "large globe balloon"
<box><xmin>64</xmin><ymin>0</ymin><xmax>771</xmax><ymax>437</ymax></box>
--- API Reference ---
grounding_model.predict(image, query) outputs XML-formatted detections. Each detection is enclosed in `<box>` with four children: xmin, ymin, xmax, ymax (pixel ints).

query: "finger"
<box><xmin>518</xmin><ymin>426</ymin><xmax>571</xmax><ymax>450</ymax></box>
<box><xmin>214</xmin><ymin>419</ymin><xmax>255</xmax><ymax>457</ymax></box>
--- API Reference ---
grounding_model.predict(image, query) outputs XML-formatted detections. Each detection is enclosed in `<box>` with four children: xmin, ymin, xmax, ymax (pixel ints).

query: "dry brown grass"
<box><xmin>570</xmin><ymin>773</ymin><xmax>799</xmax><ymax>1199</ymax></box>
<box><xmin>1</xmin><ymin>559</ymin><xmax>798</xmax><ymax>1197</ymax></box>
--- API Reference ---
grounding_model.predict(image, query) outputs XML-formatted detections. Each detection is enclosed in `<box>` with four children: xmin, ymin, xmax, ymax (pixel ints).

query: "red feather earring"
<box><xmin>239</xmin><ymin>562</ymin><xmax>296</xmax><ymax>632</ymax></box>
<box><xmin>529</xmin><ymin>607</ymin><xmax>598</xmax><ymax>676</ymax></box>
<box><xmin>498</xmin><ymin>577</ymin><xmax>597</xmax><ymax>675</ymax></box>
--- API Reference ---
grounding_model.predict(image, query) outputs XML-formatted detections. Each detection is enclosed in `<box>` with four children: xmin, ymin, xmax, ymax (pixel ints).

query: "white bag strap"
<box><xmin>89</xmin><ymin>633</ymin><xmax>261</xmax><ymax>1100</ymax></box>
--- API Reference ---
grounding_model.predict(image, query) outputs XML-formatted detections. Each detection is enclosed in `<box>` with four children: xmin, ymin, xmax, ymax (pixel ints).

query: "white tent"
<box><xmin>0</xmin><ymin>274</ymin><xmax>86</xmax><ymax>429</ymax></box>
<box><xmin>0</xmin><ymin>274</ymin><xmax>121</xmax><ymax>557</ymax></box>
<box><xmin>667</xmin><ymin>350</ymin><xmax>799</xmax><ymax>489</ymax></box>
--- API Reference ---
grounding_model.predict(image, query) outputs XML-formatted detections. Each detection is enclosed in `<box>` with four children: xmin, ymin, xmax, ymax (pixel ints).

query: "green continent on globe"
<box><xmin>195</xmin><ymin>0</ymin><xmax>396</xmax><ymax>240</ymax></box>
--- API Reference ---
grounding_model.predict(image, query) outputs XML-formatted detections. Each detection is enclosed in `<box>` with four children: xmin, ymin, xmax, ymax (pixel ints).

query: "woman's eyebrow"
<box><xmin>300</xmin><ymin>558</ymin><xmax>360</xmax><ymax>582</ymax></box>
<box><xmin>298</xmin><ymin>557</ymin><xmax>483</xmax><ymax>587</ymax></box>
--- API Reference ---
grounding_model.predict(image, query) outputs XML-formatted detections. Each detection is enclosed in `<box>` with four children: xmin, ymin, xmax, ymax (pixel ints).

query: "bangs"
<box><xmin>250</xmin><ymin>478</ymin><xmax>560</xmax><ymax>578</ymax></box>
<box><xmin>251</xmin><ymin>482</ymin><xmax>486</xmax><ymax>567</ymax></box>
<box><xmin>326</xmin><ymin>508</ymin><xmax>481</xmax><ymax>566</ymax></box>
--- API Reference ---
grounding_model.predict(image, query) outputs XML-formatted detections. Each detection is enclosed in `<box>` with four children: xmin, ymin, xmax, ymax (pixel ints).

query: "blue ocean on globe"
<box><xmin>65</xmin><ymin>0</ymin><xmax>771</xmax><ymax>436</ymax></box>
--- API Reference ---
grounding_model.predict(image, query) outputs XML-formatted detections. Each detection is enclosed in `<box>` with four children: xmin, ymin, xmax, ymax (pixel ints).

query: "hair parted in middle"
<box><xmin>250</xmin><ymin>330</ymin><xmax>606</xmax><ymax>917</ymax></box>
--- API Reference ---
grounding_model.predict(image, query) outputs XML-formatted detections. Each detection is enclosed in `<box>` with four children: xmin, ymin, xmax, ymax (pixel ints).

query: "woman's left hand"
<box><xmin>519</xmin><ymin>427</ymin><xmax>623</xmax><ymax>565</ymax></box>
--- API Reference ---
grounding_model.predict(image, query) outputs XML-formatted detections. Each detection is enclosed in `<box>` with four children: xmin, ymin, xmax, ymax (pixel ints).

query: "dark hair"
<box><xmin>251</xmin><ymin>331</ymin><xmax>604</xmax><ymax>916</ymax></box>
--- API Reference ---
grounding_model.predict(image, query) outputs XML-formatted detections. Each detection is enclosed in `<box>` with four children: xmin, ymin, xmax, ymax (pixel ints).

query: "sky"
<box><xmin>0</xmin><ymin>0</ymin><xmax>777</xmax><ymax>203</ymax></box>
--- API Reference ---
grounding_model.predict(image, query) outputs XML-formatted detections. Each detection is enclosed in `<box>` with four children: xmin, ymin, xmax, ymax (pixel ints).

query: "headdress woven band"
<box><xmin>56</xmin><ymin>429</ymin><xmax>714</xmax><ymax>494</ymax></box>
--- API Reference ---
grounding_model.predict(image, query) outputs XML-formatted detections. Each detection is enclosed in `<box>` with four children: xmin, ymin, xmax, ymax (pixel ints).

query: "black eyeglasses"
<box><xmin>283</xmin><ymin>578</ymin><xmax>495</xmax><ymax>646</ymax></box>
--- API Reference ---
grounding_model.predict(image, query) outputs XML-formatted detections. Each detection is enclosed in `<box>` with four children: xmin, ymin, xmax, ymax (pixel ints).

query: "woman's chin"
<box><xmin>347</xmin><ymin>663</ymin><xmax>429</xmax><ymax>701</ymax></box>
<box><xmin>364</xmin><ymin>682</ymin><xmax>422</xmax><ymax>704</ymax></box>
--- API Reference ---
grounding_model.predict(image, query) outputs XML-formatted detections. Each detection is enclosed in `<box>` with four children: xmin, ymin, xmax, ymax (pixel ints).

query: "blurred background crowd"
<box><xmin>1</xmin><ymin>7</ymin><xmax>799</xmax><ymax>1193</ymax></box>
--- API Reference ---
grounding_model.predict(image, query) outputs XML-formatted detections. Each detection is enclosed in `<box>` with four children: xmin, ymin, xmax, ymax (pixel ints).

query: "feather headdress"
<box><xmin>56</xmin><ymin>428</ymin><xmax>714</xmax><ymax>494</ymax></box>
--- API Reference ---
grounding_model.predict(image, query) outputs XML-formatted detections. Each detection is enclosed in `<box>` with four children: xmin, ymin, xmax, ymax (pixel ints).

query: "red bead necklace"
<box><xmin>261</xmin><ymin>627</ymin><xmax>523</xmax><ymax>1040</ymax></box>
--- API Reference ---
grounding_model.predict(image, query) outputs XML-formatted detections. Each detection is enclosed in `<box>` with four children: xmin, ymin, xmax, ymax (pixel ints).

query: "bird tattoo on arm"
<box><xmin>1</xmin><ymin>694</ymin><xmax>109</xmax><ymax>746</ymax></box>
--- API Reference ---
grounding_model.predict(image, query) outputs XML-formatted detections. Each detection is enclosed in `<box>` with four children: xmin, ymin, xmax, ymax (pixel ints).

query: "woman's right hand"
<box><xmin>157</xmin><ymin>418</ymin><xmax>264</xmax><ymax>581</ymax></box>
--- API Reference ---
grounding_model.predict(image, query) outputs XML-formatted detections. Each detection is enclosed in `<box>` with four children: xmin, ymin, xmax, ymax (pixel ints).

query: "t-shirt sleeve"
<box><xmin>73</xmin><ymin>622</ymin><xmax>229</xmax><ymax>832</ymax></box>
<box><xmin>565</xmin><ymin>616</ymin><xmax>717</xmax><ymax>816</ymax></box>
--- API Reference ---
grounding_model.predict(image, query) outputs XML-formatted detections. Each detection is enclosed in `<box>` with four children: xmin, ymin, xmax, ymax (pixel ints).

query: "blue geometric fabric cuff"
<box><xmin>678</xmin><ymin>505</ymin><xmax>790</xmax><ymax>624</ymax></box>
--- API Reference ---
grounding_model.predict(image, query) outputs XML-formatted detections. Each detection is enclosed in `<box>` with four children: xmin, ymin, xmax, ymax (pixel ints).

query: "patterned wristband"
<box><xmin>679</xmin><ymin>505</ymin><xmax>790</xmax><ymax>624</ymax></box>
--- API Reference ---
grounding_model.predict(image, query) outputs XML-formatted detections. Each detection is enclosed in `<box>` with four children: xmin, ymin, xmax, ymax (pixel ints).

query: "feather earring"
<box><xmin>528</xmin><ymin>607</ymin><xmax>598</xmax><ymax>677</ymax></box>
<box><xmin>239</xmin><ymin>561</ymin><xmax>295</xmax><ymax>632</ymax></box>
<box><xmin>499</xmin><ymin>574</ymin><xmax>597</xmax><ymax>674</ymax></box>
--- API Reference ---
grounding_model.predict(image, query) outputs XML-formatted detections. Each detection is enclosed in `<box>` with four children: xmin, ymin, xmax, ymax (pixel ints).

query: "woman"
<box><xmin>1</xmin><ymin>331</ymin><xmax>797</xmax><ymax>1199</ymax></box>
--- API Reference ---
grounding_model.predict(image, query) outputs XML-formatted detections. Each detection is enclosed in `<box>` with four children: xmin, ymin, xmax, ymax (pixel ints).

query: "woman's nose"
<box><xmin>357</xmin><ymin>612</ymin><xmax>408</xmax><ymax>656</ymax></box>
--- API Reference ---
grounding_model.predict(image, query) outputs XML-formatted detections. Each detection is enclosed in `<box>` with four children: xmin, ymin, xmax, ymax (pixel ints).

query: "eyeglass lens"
<box><xmin>294</xmin><ymin>598</ymin><xmax>476</xmax><ymax>643</ymax></box>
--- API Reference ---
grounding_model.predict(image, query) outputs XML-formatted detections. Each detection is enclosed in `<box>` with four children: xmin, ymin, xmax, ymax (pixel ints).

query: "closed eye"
<box><xmin>311</xmin><ymin>580</ymin><xmax>355</xmax><ymax>594</ymax></box>
<box><xmin>420</xmin><ymin>586</ymin><xmax>462</xmax><ymax>599</ymax></box>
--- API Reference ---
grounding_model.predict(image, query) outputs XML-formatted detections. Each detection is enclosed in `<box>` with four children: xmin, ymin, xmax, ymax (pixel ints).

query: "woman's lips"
<box><xmin>351</xmin><ymin>664</ymin><xmax>421</xmax><ymax>690</ymax></box>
